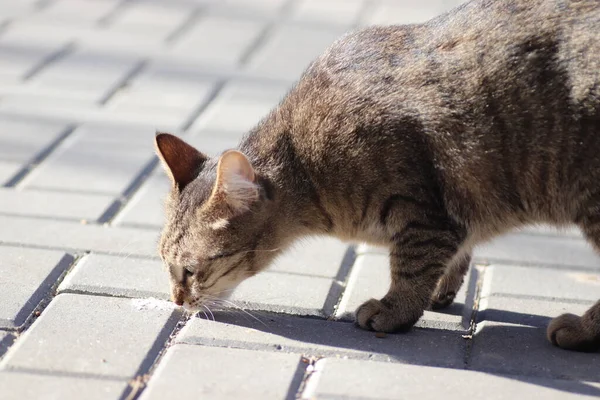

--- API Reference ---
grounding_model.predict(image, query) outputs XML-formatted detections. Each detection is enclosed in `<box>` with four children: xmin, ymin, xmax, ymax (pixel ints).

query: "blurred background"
<box><xmin>0</xmin><ymin>0</ymin><xmax>465</xmax><ymax>228</ymax></box>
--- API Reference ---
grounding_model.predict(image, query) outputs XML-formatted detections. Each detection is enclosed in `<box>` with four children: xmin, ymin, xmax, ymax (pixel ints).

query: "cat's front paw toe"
<box><xmin>355</xmin><ymin>298</ymin><xmax>418</xmax><ymax>333</ymax></box>
<box><xmin>547</xmin><ymin>313</ymin><xmax>599</xmax><ymax>352</ymax></box>
<box><xmin>430</xmin><ymin>290</ymin><xmax>457</xmax><ymax>310</ymax></box>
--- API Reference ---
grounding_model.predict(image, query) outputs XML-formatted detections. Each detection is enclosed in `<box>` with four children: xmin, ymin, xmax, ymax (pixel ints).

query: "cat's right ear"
<box><xmin>155</xmin><ymin>133</ymin><xmax>207</xmax><ymax>191</ymax></box>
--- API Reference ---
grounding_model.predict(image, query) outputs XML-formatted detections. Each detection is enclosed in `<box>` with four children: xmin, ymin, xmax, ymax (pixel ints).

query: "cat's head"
<box><xmin>154</xmin><ymin>133</ymin><xmax>280</xmax><ymax>311</ymax></box>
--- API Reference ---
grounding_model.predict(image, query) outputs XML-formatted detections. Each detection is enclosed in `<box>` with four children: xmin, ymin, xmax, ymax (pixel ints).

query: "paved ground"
<box><xmin>0</xmin><ymin>0</ymin><xmax>599</xmax><ymax>399</ymax></box>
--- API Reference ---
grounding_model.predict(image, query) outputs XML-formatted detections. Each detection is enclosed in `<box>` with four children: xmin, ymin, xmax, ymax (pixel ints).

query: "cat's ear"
<box><xmin>155</xmin><ymin>132</ymin><xmax>207</xmax><ymax>191</ymax></box>
<box><xmin>210</xmin><ymin>150</ymin><xmax>258</xmax><ymax>213</ymax></box>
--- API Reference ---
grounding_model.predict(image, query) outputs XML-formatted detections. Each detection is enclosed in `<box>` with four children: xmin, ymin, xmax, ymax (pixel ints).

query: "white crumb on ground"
<box><xmin>131</xmin><ymin>298</ymin><xmax>177</xmax><ymax>311</ymax></box>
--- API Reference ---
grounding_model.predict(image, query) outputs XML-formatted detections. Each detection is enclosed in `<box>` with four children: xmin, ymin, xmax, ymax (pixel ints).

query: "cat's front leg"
<box><xmin>356</xmin><ymin>220</ymin><xmax>465</xmax><ymax>332</ymax></box>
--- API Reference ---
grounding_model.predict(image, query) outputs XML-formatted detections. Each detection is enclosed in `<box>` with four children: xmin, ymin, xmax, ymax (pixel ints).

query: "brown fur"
<box><xmin>156</xmin><ymin>0</ymin><xmax>600</xmax><ymax>352</ymax></box>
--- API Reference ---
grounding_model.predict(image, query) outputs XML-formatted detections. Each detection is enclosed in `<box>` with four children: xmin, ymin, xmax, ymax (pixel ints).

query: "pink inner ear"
<box><xmin>219</xmin><ymin>151</ymin><xmax>255</xmax><ymax>183</ymax></box>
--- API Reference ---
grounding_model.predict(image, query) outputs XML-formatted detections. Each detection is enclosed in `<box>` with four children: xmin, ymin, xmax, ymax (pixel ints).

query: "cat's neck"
<box><xmin>238</xmin><ymin>109</ymin><xmax>334</xmax><ymax>238</ymax></box>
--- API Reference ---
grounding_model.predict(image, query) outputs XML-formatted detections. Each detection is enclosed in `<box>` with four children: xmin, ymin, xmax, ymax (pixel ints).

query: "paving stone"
<box><xmin>190</xmin><ymin>80</ymin><xmax>290</xmax><ymax>135</ymax></box>
<box><xmin>230</xmin><ymin>270</ymin><xmax>339</xmax><ymax>317</ymax></box>
<box><xmin>475</xmin><ymin>233</ymin><xmax>599</xmax><ymax>270</ymax></box>
<box><xmin>0</xmin><ymin>215</ymin><xmax>159</xmax><ymax>257</ymax></box>
<box><xmin>0</xmin><ymin>294</ymin><xmax>180</xmax><ymax>378</ymax></box>
<box><xmin>0</xmin><ymin>371</ymin><xmax>127</xmax><ymax>400</ymax></box>
<box><xmin>0</xmin><ymin>332</ymin><xmax>13</xmax><ymax>357</ymax></box>
<box><xmin>471</xmin><ymin>296</ymin><xmax>600</xmax><ymax>381</ymax></box>
<box><xmin>0</xmin><ymin>246</ymin><xmax>73</xmax><ymax>329</ymax></box>
<box><xmin>30</xmin><ymin>49</ymin><xmax>138</xmax><ymax>102</ymax></box>
<box><xmin>0</xmin><ymin>31</ymin><xmax>66</xmax><ymax>82</ymax></box>
<box><xmin>108</xmin><ymin>1</ymin><xmax>191</xmax><ymax>40</ymax></box>
<box><xmin>518</xmin><ymin>224</ymin><xmax>583</xmax><ymax>238</ymax></box>
<box><xmin>168</xmin><ymin>15</ymin><xmax>265</xmax><ymax>66</ymax></box>
<box><xmin>314</xmin><ymin>358</ymin><xmax>600</xmax><ymax>399</ymax></box>
<box><xmin>0</xmin><ymin>188</ymin><xmax>113</xmax><ymax>220</ymax></box>
<box><xmin>23</xmin><ymin>123</ymin><xmax>155</xmax><ymax>195</ymax></box>
<box><xmin>0</xmin><ymin>117</ymin><xmax>69</xmax><ymax>185</ymax></box>
<box><xmin>27</xmin><ymin>0</ymin><xmax>120</xmax><ymax>25</ymax></box>
<box><xmin>140</xmin><ymin>344</ymin><xmax>302</xmax><ymax>400</ymax></box>
<box><xmin>105</xmin><ymin>67</ymin><xmax>216</xmax><ymax>123</ymax></box>
<box><xmin>482</xmin><ymin>264</ymin><xmax>600</xmax><ymax>302</ymax></box>
<box><xmin>207</xmin><ymin>0</ymin><xmax>288</xmax><ymax>18</ymax></box>
<box><xmin>335</xmin><ymin>253</ymin><xmax>473</xmax><ymax>331</ymax></box>
<box><xmin>178</xmin><ymin>311</ymin><xmax>466</xmax><ymax>367</ymax></box>
<box><xmin>58</xmin><ymin>253</ymin><xmax>170</xmax><ymax>300</ymax></box>
<box><xmin>291</xmin><ymin>0</ymin><xmax>364</xmax><ymax>26</ymax></box>
<box><xmin>363</xmin><ymin>0</ymin><xmax>464</xmax><ymax>26</ymax></box>
<box><xmin>268</xmin><ymin>237</ymin><xmax>352</xmax><ymax>278</ymax></box>
<box><xmin>246</xmin><ymin>24</ymin><xmax>346</xmax><ymax>81</ymax></box>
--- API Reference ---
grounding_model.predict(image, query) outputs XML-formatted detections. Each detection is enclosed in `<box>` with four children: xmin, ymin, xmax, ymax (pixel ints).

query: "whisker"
<box><xmin>206</xmin><ymin>297</ymin><xmax>267</xmax><ymax>327</ymax></box>
<box><xmin>203</xmin><ymin>304</ymin><xmax>215</xmax><ymax>322</ymax></box>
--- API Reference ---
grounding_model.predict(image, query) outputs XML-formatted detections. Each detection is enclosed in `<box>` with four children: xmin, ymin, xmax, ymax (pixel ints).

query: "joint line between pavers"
<box><xmin>120</xmin><ymin>312</ymin><xmax>190</xmax><ymax>400</ymax></box>
<box><xmin>23</xmin><ymin>41</ymin><xmax>76</xmax><ymax>81</ymax></box>
<box><xmin>324</xmin><ymin>245</ymin><xmax>358</xmax><ymax>318</ymax></box>
<box><xmin>297</xmin><ymin>357</ymin><xmax>326</xmax><ymax>400</ymax></box>
<box><xmin>1</xmin><ymin>366</ymin><xmax>126</xmax><ymax>382</ymax></box>
<box><xmin>96</xmin><ymin>156</ymin><xmax>160</xmax><ymax>224</ymax></box>
<box><xmin>4</xmin><ymin>124</ymin><xmax>78</xmax><ymax>188</ymax></box>
<box><xmin>96</xmin><ymin>0</ymin><xmax>134</xmax><ymax>27</ymax></box>
<box><xmin>178</xmin><ymin>80</ymin><xmax>228</xmax><ymax>132</ymax></box>
<box><xmin>0</xmin><ymin>241</ymin><xmax>161</xmax><ymax>261</ymax></box>
<box><xmin>237</xmin><ymin>0</ymin><xmax>298</xmax><ymax>66</ymax></box>
<box><xmin>165</xmin><ymin>4</ymin><xmax>206</xmax><ymax>43</ymax></box>
<box><xmin>472</xmin><ymin>256</ymin><xmax>600</xmax><ymax>273</ymax></box>
<box><xmin>463</xmin><ymin>264</ymin><xmax>487</xmax><ymax>368</ymax></box>
<box><xmin>98</xmin><ymin>60</ymin><xmax>149</xmax><ymax>106</ymax></box>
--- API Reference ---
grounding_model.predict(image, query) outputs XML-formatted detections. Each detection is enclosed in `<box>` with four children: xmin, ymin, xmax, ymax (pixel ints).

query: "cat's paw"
<box><xmin>547</xmin><ymin>313</ymin><xmax>599</xmax><ymax>352</ymax></box>
<box><xmin>429</xmin><ymin>290</ymin><xmax>457</xmax><ymax>310</ymax></box>
<box><xmin>355</xmin><ymin>298</ymin><xmax>420</xmax><ymax>333</ymax></box>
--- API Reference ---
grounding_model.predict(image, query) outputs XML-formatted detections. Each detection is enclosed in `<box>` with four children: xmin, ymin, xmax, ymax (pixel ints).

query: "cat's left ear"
<box><xmin>210</xmin><ymin>150</ymin><xmax>259</xmax><ymax>213</ymax></box>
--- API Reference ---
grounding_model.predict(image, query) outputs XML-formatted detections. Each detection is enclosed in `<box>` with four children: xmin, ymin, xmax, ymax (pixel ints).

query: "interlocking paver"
<box><xmin>363</xmin><ymin>0</ymin><xmax>463</xmax><ymax>26</ymax></box>
<box><xmin>0</xmin><ymin>371</ymin><xmax>128</xmax><ymax>400</ymax></box>
<box><xmin>0</xmin><ymin>188</ymin><xmax>113</xmax><ymax>220</ymax></box>
<box><xmin>335</xmin><ymin>253</ymin><xmax>473</xmax><ymax>331</ymax></box>
<box><xmin>246</xmin><ymin>24</ymin><xmax>346</xmax><ymax>81</ymax></box>
<box><xmin>475</xmin><ymin>233</ymin><xmax>599</xmax><ymax>269</ymax></box>
<box><xmin>29</xmin><ymin>49</ymin><xmax>138</xmax><ymax>102</ymax></box>
<box><xmin>207</xmin><ymin>0</ymin><xmax>288</xmax><ymax>18</ymax></box>
<box><xmin>140</xmin><ymin>344</ymin><xmax>302</xmax><ymax>400</ymax></box>
<box><xmin>0</xmin><ymin>246</ymin><xmax>73</xmax><ymax>329</ymax></box>
<box><xmin>292</xmin><ymin>0</ymin><xmax>364</xmax><ymax>26</ymax></box>
<box><xmin>0</xmin><ymin>117</ymin><xmax>69</xmax><ymax>185</ymax></box>
<box><xmin>0</xmin><ymin>215</ymin><xmax>158</xmax><ymax>257</ymax></box>
<box><xmin>22</xmin><ymin>123</ymin><xmax>155</xmax><ymax>195</ymax></box>
<box><xmin>167</xmin><ymin>16</ymin><xmax>266</xmax><ymax>66</ymax></box>
<box><xmin>313</xmin><ymin>358</ymin><xmax>600</xmax><ymax>399</ymax></box>
<box><xmin>189</xmin><ymin>79</ymin><xmax>290</xmax><ymax>136</ymax></box>
<box><xmin>107</xmin><ymin>1</ymin><xmax>191</xmax><ymax>40</ymax></box>
<box><xmin>482</xmin><ymin>264</ymin><xmax>600</xmax><ymax>302</ymax></box>
<box><xmin>472</xmin><ymin>296</ymin><xmax>600</xmax><ymax>381</ymax></box>
<box><xmin>58</xmin><ymin>253</ymin><xmax>170</xmax><ymax>300</ymax></box>
<box><xmin>0</xmin><ymin>293</ymin><xmax>180</xmax><ymax>378</ymax></box>
<box><xmin>178</xmin><ymin>312</ymin><xmax>466</xmax><ymax>367</ymax></box>
<box><xmin>26</xmin><ymin>0</ymin><xmax>120</xmax><ymax>26</ymax></box>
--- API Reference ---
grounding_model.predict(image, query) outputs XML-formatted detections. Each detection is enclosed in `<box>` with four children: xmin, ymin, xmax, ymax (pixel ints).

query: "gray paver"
<box><xmin>190</xmin><ymin>80</ymin><xmax>290</xmax><ymax>136</ymax></box>
<box><xmin>0</xmin><ymin>117</ymin><xmax>69</xmax><ymax>184</ymax></box>
<box><xmin>57</xmin><ymin>253</ymin><xmax>170</xmax><ymax>300</ymax></box>
<box><xmin>22</xmin><ymin>123</ymin><xmax>155</xmax><ymax>195</ymax></box>
<box><xmin>178</xmin><ymin>312</ymin><xmax>466</xmax><ymax>367</ymax></box>
<box><xmin>0</xmin><ymin>371</ymin><xmax>127</xmax><ymax>400</ymax></box>
<box><xmin>335</xmin><ymin>253</ymin><xmax>473</xmax><ymax>331</ymax></box>
<box><xmin>246</xmin><ymin>24</ymin><xmax>346</xmax><ymax>81</ymax></box>
<box><xmin>363</xmin><ymin>0</ymin><xmax>463</xmax><ymax>26</ymax></box>
<box><xmin>230</xmin><ymin>270</ymin><xmax>339</xmax><ymax>316</ymax></box>
<box><xmin>207</xmin><ymin>0</ymin><xmax>288</xmax><ymax>18</ymax></box>
<box><xmin>0</xmin><ymin>188</ymin><xmax>113</xmax><ymax>220</ymax></box>
<box><xmin>28</xmin><ymin>0</ymin><xmax>120</xmax><ymax>26</ymax></box>
<box><xmin>108</xmin><ymin>1</ymin><xmax>191</xmax><ymax>40</ymax></box>
<box><xmin>0</xmin><ymin>215</ymin><xmax>159</xmax><ymax>258</ymax></box>
<box><xmin>168</xmin><ymin>16</ymin><xmax>266</xmax><ymax>66</ymax></box>
<box><xmin>475</xmin><ymin>233</ymin><xmax>600</xmax><ymax>269</ymax></box>
<box><xmin>292</xmin><ymin>0</ymin><xmax>364</xmax><ymax>26</ymax></box>
<box><xmin>0</xmin><ymin>293</ymin><xmax>180</xmax><ymax>378</ymax></box>
<box><xmin>0</xmin><ymin>332</ymin><xmax>13</xmax><ymax>357</ymax></box>
<box><xmin>471</xmin><ymin>296</ymin><xmax>600</xmax><ymax>381</ymax></box>
<box><xmin>30</xmin><ymin>49</ymin><xmax>138</xmax><ymax>102</ymax></box>
<box><xmin>0</xmin><ymin>246</ymin><xmax>73</xmax><ymax>329</ymax></box>
<box><xmin>314</xmin><ymin>358</ymin><xmax>600</xmax><ymax>400</ymax></box>
<box><xmin>482</xmin><ymin>264</ymin><xmax>600</xmax><ymax>302</ymax></box>
<box><xmin>140</xmin><ymin>344</ymin><xmax>302</xmax><ymax>400</ymax></box>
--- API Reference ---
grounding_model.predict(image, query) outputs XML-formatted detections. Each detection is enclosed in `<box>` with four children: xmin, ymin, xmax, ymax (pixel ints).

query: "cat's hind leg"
<box><xmin>547</xmin><ymin>217</ymin><xmax>600</xmax><ymax>351</ymax></box>
<box><xmin>430</xmin><ymin>253</ymin><xmax>471</xmax><ymax>310</ymax></box>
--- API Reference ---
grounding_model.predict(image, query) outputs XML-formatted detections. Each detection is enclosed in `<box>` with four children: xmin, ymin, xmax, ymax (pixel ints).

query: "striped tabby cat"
<box><xmin>156</xmin><ymin>0</ymin><xmax>600</xmax><ymax>352</ymax></box>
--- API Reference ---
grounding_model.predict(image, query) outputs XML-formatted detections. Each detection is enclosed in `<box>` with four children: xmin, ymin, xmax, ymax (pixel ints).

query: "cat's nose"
<box><xmin>171</xmin><ymin>287</ymin><xmax>185</xmax><ymax>306</ymax></box>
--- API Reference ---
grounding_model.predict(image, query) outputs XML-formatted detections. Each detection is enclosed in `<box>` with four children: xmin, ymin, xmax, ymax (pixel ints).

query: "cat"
<box><xmin>155</xmin><ymin>0</ymin><xmax>600</xmax><ymax>352</ymax></box>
